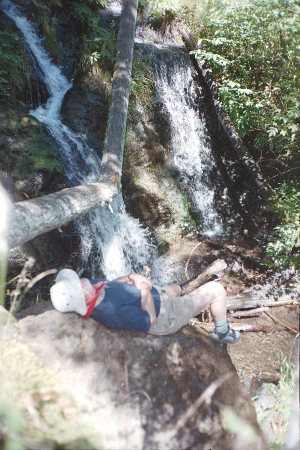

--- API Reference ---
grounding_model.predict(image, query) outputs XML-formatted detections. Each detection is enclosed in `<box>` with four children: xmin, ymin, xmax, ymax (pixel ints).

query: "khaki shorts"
<box><xmin>149</xmin><ymin>286</ymin><xmax>204</xmax><ymax>336</ymax></box>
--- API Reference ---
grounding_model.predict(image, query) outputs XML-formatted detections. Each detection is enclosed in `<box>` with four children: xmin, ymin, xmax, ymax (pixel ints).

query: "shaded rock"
<box><xmin>62</xmin><ymin>67</ymin><xmax>111</xmax><ymax>157</ymax></box>
<box><xmin>0</xmin><ymin>308</ymin><xmax>102</xmax><ymax>450</ymax></box>
<box><xmin>16</xmin><ymin>308</ymin><xmax>266</xmax><ymax>450</ymax></box>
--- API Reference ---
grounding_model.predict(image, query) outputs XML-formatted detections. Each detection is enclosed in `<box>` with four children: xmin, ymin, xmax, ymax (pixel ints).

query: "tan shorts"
<box><xmin>149</xmin><ymin>286</ymin><xmax>208</xmax><ymax>336</ymax></box>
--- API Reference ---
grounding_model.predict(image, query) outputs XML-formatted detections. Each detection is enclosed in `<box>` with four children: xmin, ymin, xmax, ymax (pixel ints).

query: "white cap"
<box><xmin>50</xmin><ymin>269</ymin><xmax>87</xmax><ymax>316</ymax></box>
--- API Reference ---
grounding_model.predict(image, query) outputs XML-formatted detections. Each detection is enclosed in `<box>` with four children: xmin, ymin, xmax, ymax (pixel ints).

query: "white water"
<box><xmin>153</xmin><ymin>52</ymin><xmax>223</xmax><ymax>236</ymax></box>
<box><xmin>2</xmin><ymin>0</ymin><xmax>155</xmax><ymax>279</ymax></box>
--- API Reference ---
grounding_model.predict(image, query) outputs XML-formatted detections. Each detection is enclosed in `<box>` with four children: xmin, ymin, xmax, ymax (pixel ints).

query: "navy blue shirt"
<box><xmin>90</xmin><ymin>281</ymin><xmax>161</xmax><ymax>332</ymax></box>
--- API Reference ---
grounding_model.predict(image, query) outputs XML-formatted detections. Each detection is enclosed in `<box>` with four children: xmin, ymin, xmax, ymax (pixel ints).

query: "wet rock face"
<box><xmin>61</xmin><ymin>69</ymin><xmax>110</xmax><ymax>158</ymax></box>
<box><xmin>18</xmin><ymin>309</ymin><xmax>266</xmax><ymax>450</ymax></box>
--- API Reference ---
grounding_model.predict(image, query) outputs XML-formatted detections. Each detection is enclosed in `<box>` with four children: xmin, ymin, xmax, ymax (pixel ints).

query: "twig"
<box><xmin>269</xmin><ymin>166</ymin><xmax>300</xmax><ymax>180</ymax></box>
<box><xmin>184</xmin><ymin>242</ymin><xmax>201</xmax><ymax>280</ymax></box>
<box><xmin>171</xmin><ymin>372</ymin><xmax>234</xmax><ymax>436</ymax></box>
<box><xmin>9</xmin><ymin>257</ymin><xmax>36</xmax><ymax>314</ymax></box>
<box><xmin>263</xmin><ymin>310</ymin><xmax>298</xmax><ymax>335</ymax></box>
<box><xmin>16</xmin><ymin>268</ymin><xmax>58</xmax><ymax>307</ymax></box>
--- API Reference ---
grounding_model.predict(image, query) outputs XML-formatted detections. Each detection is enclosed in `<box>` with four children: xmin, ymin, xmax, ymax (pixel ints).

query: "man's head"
<box><xmin>50</xmin><ymin>269</ymin><xmax>88</xmax><ymax>316</ymax></box>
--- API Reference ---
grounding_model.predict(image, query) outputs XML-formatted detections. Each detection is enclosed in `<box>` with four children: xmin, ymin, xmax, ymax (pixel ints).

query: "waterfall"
<box><xmin>2</xmin><ymin>0</ymin><xmax>155</xmax><ymax>279</ymax></box>
<box><xmin>151</xmin><ymin>49</ymin><xmax>224</xmax><ymax>236</ymax></box>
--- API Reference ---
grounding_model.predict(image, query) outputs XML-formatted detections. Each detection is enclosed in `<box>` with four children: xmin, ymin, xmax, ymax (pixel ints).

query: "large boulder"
<box><xmin>3</xmin><ymin>306</ymin><xmax>267</xmax><ymax>450</ymax></box>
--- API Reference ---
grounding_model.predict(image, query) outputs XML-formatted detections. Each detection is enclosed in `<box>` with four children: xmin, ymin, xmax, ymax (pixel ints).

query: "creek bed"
<box><xmin>228</xmin><ymin>305</ymin><xmax>299</xmax><ymax>448</ymax></box>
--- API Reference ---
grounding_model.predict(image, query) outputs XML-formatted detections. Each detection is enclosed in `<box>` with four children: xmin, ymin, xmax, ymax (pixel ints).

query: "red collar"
<box><xmin>84</xmin><ymin>283</ymin><xmax>105</xmax><ymax>319</ymax></box>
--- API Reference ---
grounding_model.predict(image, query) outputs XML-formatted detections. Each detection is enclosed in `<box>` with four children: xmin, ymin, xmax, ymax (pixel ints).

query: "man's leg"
<box><xmin>161</xmin><ymin>284</ymin><xmax>182</xmax><ymax>297</ymax></box>
<box><xmin>149</xmin><ymin>281</ymin><xmax>240</xmax><ymax>343</ymax></box>
<box><xmin>182</xmin><ymin>281</ymin><xmax>240</xmax><ymax>343</ymax></box>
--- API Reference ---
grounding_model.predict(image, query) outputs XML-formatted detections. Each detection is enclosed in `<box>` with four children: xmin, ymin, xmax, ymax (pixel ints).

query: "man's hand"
<box><xmin>112</xmin><ymin>273</ymin><xmax>156</xmax><ymax>326</ymax></box>
<box><xmin>140</xmin><ymin>283</ymin><xmax>157</xmax><ymax>325</ymax></box>
<box><xmin>112</xmin><ymin>273</ymin><xmax>152</xmax><ymax>289</ymax></box>
<box><xmin>128</xmin><ymin>273</ymin><xmax>152</xmax><ymax>290</ymax></box>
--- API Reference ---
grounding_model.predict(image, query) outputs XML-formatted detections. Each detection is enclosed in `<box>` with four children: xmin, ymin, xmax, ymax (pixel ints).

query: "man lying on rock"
<box><xmin>50</xmin><ymin>269</ymin><xmax>240</xmax><ymax>344</ymax></box>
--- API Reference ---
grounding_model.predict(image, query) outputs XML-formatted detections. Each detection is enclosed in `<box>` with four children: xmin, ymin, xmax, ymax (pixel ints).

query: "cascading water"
<box><xmin>2</xmin><ymin>0</ymin><xmax>155</xmax><ymax>279</ymax></box>
<box><xmin>151</xmin><ymin>48</ymin><xmax>224</xmax><ymax>236</ymax></box>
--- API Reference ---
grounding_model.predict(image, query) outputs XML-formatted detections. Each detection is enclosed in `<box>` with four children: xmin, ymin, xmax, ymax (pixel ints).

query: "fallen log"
<box><xmin>226</xmin><ymin>297</ymin><xmax>299</xmax><ymax>311</ymax></box>
<box><xmin>230</xmin><ymin>307</ymin><xmax>270</xmax><ymax>318</ymax></box>
<box><xmin>7</xmin><ymin>181</ymin><xmax>118</xmax><ymax>249</ymax></box>
<box><xmin>181</xmin><ymin>259</ymin><xmax>227</xmax><ymax>295</ymax></box>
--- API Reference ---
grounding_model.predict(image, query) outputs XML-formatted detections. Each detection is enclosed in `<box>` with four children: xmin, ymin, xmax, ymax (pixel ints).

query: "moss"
<box><xmin>17</xmin><ymin>131</ymin><xmax>62</xmax><ymax>176</ymax></box>
<box><xmin>0</xmin><ymin>104</ymin><xmax>62</xmax><ymax>183</ymax></box>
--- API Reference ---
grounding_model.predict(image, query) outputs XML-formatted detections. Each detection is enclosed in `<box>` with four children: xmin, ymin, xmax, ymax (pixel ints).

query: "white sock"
<box><xmin>214</xmin><ymin>319</ymin><xmax>229</xmax><ymax>334</ymax></box>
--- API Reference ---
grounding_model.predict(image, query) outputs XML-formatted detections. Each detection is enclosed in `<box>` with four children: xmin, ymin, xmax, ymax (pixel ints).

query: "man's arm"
<box><xmin>112</xmin><ymin>274</ymin><xmax>132</xmax><ymax>283</ymax></box>
<box><xmin>140</xmin><ymin>283</ymin><xmax>157</xmax><ymax>326</ymax></box>
<box><xmin>112</xmin><ymin>273</ymin><xmax>152</xmax><ymax>288</ymax></box>
<box><xmin>111</xmin><ymin>273</ymin><xmax>156</xmax><ymax>327</ymax></box>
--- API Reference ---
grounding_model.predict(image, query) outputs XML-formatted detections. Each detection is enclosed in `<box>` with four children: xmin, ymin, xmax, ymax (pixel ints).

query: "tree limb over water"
<box><xmin>7</xmin><ymin>182</ymin><xmax>118</xmax><ymax>248</ymax></box>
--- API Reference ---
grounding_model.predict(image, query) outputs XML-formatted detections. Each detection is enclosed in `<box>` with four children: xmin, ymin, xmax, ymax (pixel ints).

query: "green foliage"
<box><xmin>61</xmin><ymin>0</ymin><xmax>107</xmax><ymax>31</ymax></box>
<box><xmin>45</xmin><ymin>0</ymin><xmax>107</xmax><ymax>9</ymax></box>
<box><xmin>255</xmin><ymin>356</ymin><xmax>297</xmax><ymax>450</ymax></box>
<box><xmin>140</xmin><ymin>0</ymin><xmax>181</xmax><ymax>14</ymax></box>
<box><xmin>86</xmin><ymin>0</ymin><xmax>107</xmax><ymax>6</ymax></box>
<box><xmin>267</xmin><ymin>180</ymin><xmax>300</xmax><ymax>269</ymax></box>
<box><xmin>42</xmin><ymin>0</ymin><xmax>107</xmax><ymax>35</ymax></box>
<box><xmin>81</xmin><ymin>28</ymin><xmax>117</xmax><ymax>70</ymax></box>
<box><xmin>37</xmin><ymin>10</ymin><xmax>63</xmax><ymax>64</ymax></box>
<box><xmin>139</xmin><ymin>0</ymin><xmax>180</xmax><ymax>30</ymax></box>
<box><xmin>269</xmin><ymin>443</ymin><xmax>282</xmax><ymax>450</ymax></box>
<box><xmin>39</xmin><ymin>0</ymin><xmax>113</xmax><ymax>70</ymax></box>
<box><xmin>44</xmin><ymin>0</ymin><xmax>64</xmax><ymax>6</ymax></box>
<box><xmin>0</xmin><ymin>30</ymin><xmax>28</xmax><ymax>97</ymax></box>
<box><xmin>69</xmin><ymin>2</ymin><xmax>99</xmax><ymax>30</ymax></box>
<box><xmin>193</xmin><ymin>0</ymin><xmax>299</xmax><ymax>160</ymax></box>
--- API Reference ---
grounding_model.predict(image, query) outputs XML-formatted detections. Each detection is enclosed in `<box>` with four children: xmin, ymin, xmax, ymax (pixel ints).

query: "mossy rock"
<box><xmin>0</xmin><ymin>102</ymin><xmax>62</xmax><ymax>186</ymax></box>
<box><xmin>0</xmin><ymin>311</ymin><xmax>103</xmax><ymax>450</ymax></box>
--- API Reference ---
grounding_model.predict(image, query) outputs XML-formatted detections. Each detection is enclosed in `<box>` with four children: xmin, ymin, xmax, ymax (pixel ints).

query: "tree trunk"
<box><xmin>6</xmin><ymin>0</ymin><xmax>139</xmax><ymax>250</ymax></box>
<box><xmin>181</xmin><ymin>26</ymin><xmax>274</xmax><ymax>203</ymax></box>
<box><xmin>101</xmin><ymin>0</ymin><xmax>139</xmax><ymax>183</ymax></box>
